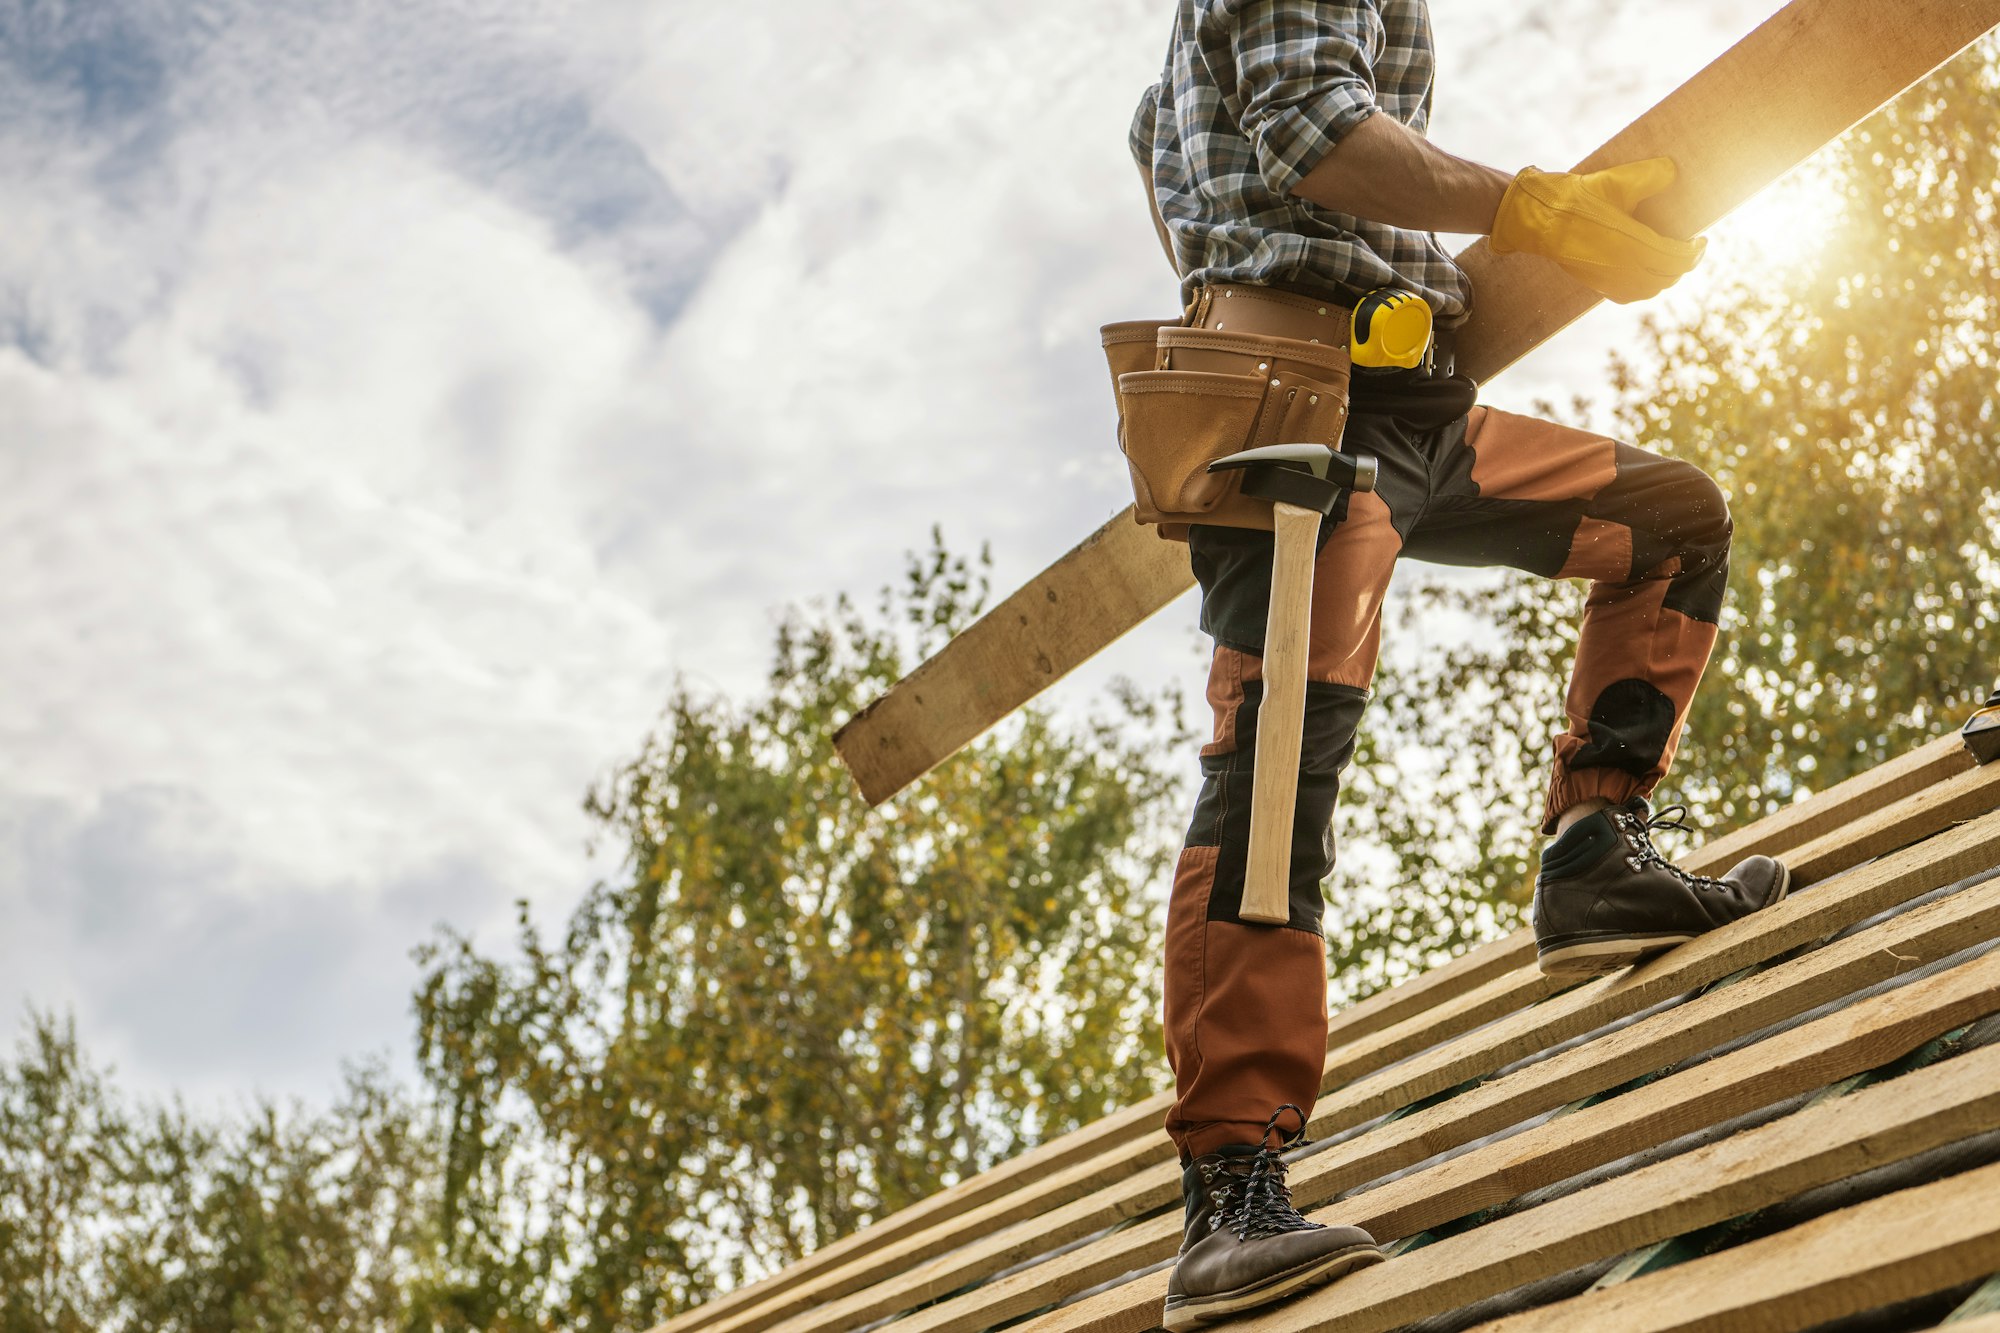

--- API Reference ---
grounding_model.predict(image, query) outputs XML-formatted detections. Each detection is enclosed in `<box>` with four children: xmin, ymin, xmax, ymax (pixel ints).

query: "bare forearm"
<box><xmin>1290</xmin><ymin>111</ymin><xmax>1511</xmax><ymax>235</ymax></box>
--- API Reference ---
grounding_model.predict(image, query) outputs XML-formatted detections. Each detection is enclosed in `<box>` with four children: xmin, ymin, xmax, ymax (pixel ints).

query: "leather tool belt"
<box><xmin>1103</xmin><ymin>284</ymin><xmax>1358</xmax><ymax>539</ymax></box>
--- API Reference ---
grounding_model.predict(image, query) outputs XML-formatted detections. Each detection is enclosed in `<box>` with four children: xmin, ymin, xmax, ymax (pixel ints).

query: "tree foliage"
<box><xmin>1325</xmin><ymin>39</ymin><xmax>2000</xmax><ymax>999</ymax></box>
<box><xmin>0</xmin><ymin>1013</ymin><xmax>438</xmax><ymax>1333</ymax></box>
<box><xmin>409</xmin><ymin>534</ymin><xmax>1189</xmax><ymax>1326</ymax></box>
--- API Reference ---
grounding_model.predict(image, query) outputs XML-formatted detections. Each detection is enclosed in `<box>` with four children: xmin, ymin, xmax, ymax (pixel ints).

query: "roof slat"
<box><xmin>1459</xmin><ymin>1158</ymin><xmax>2000</xmax><ymax>1333</ymax></box>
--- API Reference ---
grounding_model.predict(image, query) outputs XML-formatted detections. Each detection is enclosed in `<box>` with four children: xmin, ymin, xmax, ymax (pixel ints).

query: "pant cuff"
<box><xmin>1542</xmin><ymin>767</ymin><xmax>1651</xmax><ymax>835</ymax></box>
<box><xmin>1174</xmin><ymin>1119</ymin><xmax>1275</xmax><ymax>1161</ymax></box>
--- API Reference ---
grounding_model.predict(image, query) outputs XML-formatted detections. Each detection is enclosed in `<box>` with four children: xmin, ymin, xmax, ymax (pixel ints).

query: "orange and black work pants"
<box><xmin>1164</xmin><ymin>370</ymin><xmax>1733</xmax><ymax>1160</ymax></box>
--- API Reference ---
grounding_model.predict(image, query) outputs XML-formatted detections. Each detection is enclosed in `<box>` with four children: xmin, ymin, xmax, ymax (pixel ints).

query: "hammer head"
<box><xmin>1206</xmin><ymin>443</ymin><xmax>1378</xmax><ymax>516</ymax></box>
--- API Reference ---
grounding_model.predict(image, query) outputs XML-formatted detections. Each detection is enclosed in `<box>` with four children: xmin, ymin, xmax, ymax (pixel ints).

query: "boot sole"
<box><xmin>1536</xmin><ymin>861</ymin><xmax>1793</xmax><ymax>979</ymax></box>
<box><xmin>1161</xmin><ymin>1242</ymin><xmax>1384</xmax><ymax>1331</ymax></box>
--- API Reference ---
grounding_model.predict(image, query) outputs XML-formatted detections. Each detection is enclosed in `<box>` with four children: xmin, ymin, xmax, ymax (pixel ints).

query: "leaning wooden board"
<box><xmin>833</xmin><ymin>0</ymin><xmax>2000</xmax><ymax>806</ymax></box>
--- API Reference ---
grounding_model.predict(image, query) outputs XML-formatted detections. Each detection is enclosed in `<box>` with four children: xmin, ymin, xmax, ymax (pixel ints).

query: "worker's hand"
<box><xmin>1489</xmin><ymin>157</ymin><xmax>1705</xmax><ymax>304</ymax></box>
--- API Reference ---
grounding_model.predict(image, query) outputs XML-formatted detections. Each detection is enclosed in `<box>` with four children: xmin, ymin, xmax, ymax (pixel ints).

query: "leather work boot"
<box><xmin>1534</xmin><ymin>796</ymin><xmax>1789</xmax><ymax>977</ymax></box>
<box><xmin>1163</xmin><ymin>1106</ymin><xmax>1383</xmax><ymax>1331</ymax></box>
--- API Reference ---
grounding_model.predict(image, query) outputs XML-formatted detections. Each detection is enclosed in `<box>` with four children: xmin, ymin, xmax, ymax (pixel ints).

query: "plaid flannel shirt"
<box><xmin>1132</xmin><ymin>0</ymin><xmax>1473</xmax><ymax>324</ymax></box>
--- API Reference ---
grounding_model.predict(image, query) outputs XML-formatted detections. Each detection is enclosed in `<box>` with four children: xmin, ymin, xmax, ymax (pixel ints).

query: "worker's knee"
<box><xmin>1675</xmin><ymin>461</ymin><xmax>1733</xmax><ymax>558</ymax></box>
<box><xmin>1615</xmin><ymin>446</ymin><xmax>1731</xmax><ymax>572</ymax></box>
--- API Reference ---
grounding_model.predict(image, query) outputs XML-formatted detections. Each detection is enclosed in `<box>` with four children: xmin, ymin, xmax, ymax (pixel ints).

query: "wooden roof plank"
<box><xmin>780</xmin><ymin>809</ymin><xmax>2000</xmax><ymax>1333</ymax></box>
<box><xmin>1457</xmin><ymin>1160</ymin><xmax>2000</xmax><ymax>1333</ymax></box>
<box><xmin>664</xmin><ymin>934</ymin><xmax>1540</xmax><ymax>1333</ymax></box>
<box><xmin>1020</xmin><ymin>922</ymin><xmax>2000</xmax><ymax>1333</ymax></box>
<box><xmin>837</xmin><ymin>857</ymin><xmax>2000</xmax><ymax>1333</ymax></box>
<box><xmin>682</xmin><ymin>705</ymin><xmax>1977</xmax><ymax>1333</ymax></box>
<box><xmin>1218</xmin><ymin>1044</ymin><xmax>2000</xmax><ymax>1333</ymax></box>
<box><xmin>1686</xmin><ymin>733</ymin><xmax>1972</xmax><ymax>871</ymax></box>
<box><xmin>699</xmin><ymin>969</ymin><xmax>1572</xmax><ymax>1333</ymax></box>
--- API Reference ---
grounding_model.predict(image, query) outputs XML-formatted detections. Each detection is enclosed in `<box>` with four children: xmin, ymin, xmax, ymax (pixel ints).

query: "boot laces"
<box><xmin>1615</xmin><ymin>803</ymin><xmax>1727</xmax><ymax>893</ymax></box>
<box><xmin>1205</xmin><ymin>1105</ymin><xmax>1322</xmax><ymax>1241</ymax></box>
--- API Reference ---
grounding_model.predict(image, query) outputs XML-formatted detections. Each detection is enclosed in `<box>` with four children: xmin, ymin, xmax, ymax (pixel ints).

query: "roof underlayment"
<box><xmin>657</xmin><ymin>731</ymin><xmax>2000</xmax><ymax>1333</ymax></box>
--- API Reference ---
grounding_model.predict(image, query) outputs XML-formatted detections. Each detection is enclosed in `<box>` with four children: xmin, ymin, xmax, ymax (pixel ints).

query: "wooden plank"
<box><xmin>1459</xmin><ymin>1161</ymin><xmax>2000</xmax><ymax>1333</ymax></box>
<box><xmin>1023</xmin><ymin>916</ymin><xmax>2000</xmax><ymax>1333</ymax></box>
<box><xmin>1335</xmin><ymin>936</ymin><xmax>2000</xmax><ymax>1249</ymax></box>
<box><xmin>1784</xmin><ymin>756</ymin><xmax>2000</xmax><ymax>882</ymax></box>
<box><xmin>660</xmin><ymin>932</ymin><xmax>1541</xmax><ymax>1333</ymax></box>
<box><xmin>1686</xmin><ymin>734</ymin><xmax>1972</xmax><ymax>870</ymax></box>
<box><xmin>667</xmin><ymin>741</ymin><xmax>1993</xmax><ymax>1333</ymax></box>
<box><xmin>775</xmin><ymin>806</ymin><xmax>2000</xmax><ymax>1333</ymax></box>
<box><xmin>833</xmin><ymin>508</ymin><xmax>1190</xmax><ymax>805</ymax></box>
<box><xmin>692</xmin><ymin>962</ymin><xmax>1563</xmax><ymax>1333</ymax></box>
<box><xmin>868</xmin><ymin>861</ymin><xmax>2000</xmax><ymax>1333</ymax></box>
<box><xmin>1218</xmin><ymin>1045</ymin><xmax>2000</xmax><ymax>1333</ymax></box>
<box><xmin>1453</xmin><ymin>0</ymin><xmax>2000</xmax><ymax>383</ymax></box>
<box><xmin>831</xmin><ymin>0</ymin><xmax>2000</xmax><ymax>806</ymax></box>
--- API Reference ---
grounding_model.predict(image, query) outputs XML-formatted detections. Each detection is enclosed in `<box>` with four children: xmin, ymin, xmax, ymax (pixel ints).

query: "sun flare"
<box><xmin>1705</xmin><ymin>163</ymin><xmax>1848</xmax><ymax>274</ymax></box>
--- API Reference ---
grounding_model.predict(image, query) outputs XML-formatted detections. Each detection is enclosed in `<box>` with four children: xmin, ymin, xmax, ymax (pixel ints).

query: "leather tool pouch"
<box><xmin>1102</xmin><ymin>320</ymin><xmax>1353</xmax><ymax>539</ymax></box>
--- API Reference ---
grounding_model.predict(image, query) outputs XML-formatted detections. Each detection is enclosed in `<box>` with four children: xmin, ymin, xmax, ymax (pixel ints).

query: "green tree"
<box><xmin>1325</xmin><ymin>37</ymin><xmax>2000</xmax><ymax>1000</ymax></box>
<box><xmin>0</xmin><ymin>1012</ymin><xmax>438</xmax><ymax>1333</ymax></box>
<box><xmin>412</xmin><ymin>534</ymin><xmax>1188</xmax><ymax>1326</ymax></box>
<box><xmin>0</xmin><ymin>1013</ymin><xmax>133</xmax><ymax>1333</ymax></box>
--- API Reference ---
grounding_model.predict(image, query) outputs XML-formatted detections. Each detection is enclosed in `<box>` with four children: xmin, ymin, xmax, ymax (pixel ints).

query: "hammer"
<box><xmin>1205</xmin><ymin>444</ymin><xmax>1379</xmax><ymax>926</ymax></box>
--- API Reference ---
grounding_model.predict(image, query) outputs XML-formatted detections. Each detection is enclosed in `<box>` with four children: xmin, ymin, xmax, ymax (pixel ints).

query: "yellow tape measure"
<box><xmin>1350</xmin><ymin>288</ymin><xmax>1434</xmax><ymax>370</ymax></box>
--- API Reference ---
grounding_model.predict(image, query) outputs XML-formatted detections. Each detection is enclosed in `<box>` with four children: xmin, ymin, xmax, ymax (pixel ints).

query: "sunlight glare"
<box><xmin>1703</xmin><ymin>163</ymin><xmax>1847</xmax><ymax>275</ymax></box>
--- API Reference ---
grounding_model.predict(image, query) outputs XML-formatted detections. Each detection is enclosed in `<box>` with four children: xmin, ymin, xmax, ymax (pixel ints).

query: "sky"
<box><xmin>0</xmin><ymin>0</ymin><xmax>1803</xmax><ymax>1107</ymax></box>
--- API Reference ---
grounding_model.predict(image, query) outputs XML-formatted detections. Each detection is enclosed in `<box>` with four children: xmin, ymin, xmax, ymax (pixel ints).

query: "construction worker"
<box><xmin>1131</xmin><ymin>3</ymin><xmax>1791</xmax><ymax>1327</ymax></box>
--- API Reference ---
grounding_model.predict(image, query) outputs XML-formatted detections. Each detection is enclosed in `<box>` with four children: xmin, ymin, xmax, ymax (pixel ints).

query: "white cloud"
<box><xmin>1</xmin><ymin>0</ymin><xmax>1795</xmax><ymax>1098</ymax></box>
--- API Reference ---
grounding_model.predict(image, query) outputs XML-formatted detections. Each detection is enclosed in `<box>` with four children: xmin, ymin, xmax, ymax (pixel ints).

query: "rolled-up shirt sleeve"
<box><xmin>1131</xmin><ymin>81</ymin><xmax>1162</xmax><ymax>171</ymax></box>
<box><xmin>1222</xmin><ymin>0</ymin><xmax>1383</xmax><ymax>199</ymax></box>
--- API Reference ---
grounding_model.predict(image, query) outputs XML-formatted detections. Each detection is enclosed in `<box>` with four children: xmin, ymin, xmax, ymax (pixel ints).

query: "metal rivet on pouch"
<box><xmin>1309</xmin><ymin>338</ymin><xmax>1320</xmax><ymax>344</ymax></box>
<box><xmin>1309</xmin><ymin>395</ymin><xmax>1319</xmax><ymax>404</ymax></box>
<box><xmin>1216</xmin><ymin>322</ymin><xmax>1224</xmax><ymax>329</ymax></box>
<box><xmin>1257</xmin><ymin>362</ymin><xmax>1268</xmax><ymax>371</ymax></box>
<box><xmin>1270</xmin><ymin>378</ymin><xmax>1280</xmax><ymax>387</ymax></box>
<box><xmin>1224</xmin><ymin>289</ymin><xmax>1233</xmax><ymax>297</ymax></box>
<box><xmin>1318</xmin><ymin>307</ymin><xmax>1328</xmax><ymax>315</ymax></box>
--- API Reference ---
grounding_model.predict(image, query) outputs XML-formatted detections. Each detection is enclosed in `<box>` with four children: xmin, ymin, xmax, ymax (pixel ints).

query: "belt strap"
<box><xmin>1185</xmin><ymin>282</ymin><xmax>1458</xmax><ymax>377</ymax></box>
<box><xmin>1185</xmin><ymin>284</ymin><xmax>1354</xmax><ymax>349</ymax></box>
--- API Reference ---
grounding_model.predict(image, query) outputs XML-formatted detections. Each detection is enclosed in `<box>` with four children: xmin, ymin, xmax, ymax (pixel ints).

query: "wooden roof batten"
<box><xmin>662</xmin><ymin>728</ymin><xmax>2000</xmax><ymax>1333</ymax></box>
<box><xmin>664</xmin><ymin>1</ymin><xmax>2000</xmax><ymax>1331</ymax></box>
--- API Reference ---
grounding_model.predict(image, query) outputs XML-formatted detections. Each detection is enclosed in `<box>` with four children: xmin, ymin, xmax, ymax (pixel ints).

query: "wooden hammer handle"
<box><xmin>1240</xmin><ymin>500</ymin><xmax>1320</xmax><ymax>926</ymax></box>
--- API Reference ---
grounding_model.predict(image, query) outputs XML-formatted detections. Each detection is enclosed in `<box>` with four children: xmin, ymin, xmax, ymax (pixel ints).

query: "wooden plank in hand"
<box><xmin>832</xmin><ymin>0</ymin><xmax>2000</xmax><ymax>806</ymax></box>
<box><xmin>833</xmin><ymin>508</ymin><xmax>1190</xmax><ymax>806</ymax></box>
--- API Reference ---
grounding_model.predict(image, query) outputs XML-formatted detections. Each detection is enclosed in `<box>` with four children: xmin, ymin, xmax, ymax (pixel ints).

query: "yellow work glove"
<box><xmin>1489</xmin><ymin>157</ymin><xmax>1705</xmax><ymax>304</ymax></box>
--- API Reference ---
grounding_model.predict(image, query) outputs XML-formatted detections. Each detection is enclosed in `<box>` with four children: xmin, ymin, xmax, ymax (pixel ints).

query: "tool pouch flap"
<box><xmin>1103</xmin><ymin>321</ymin><xmax>1352</xmax><ymax>539</ymax></box>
